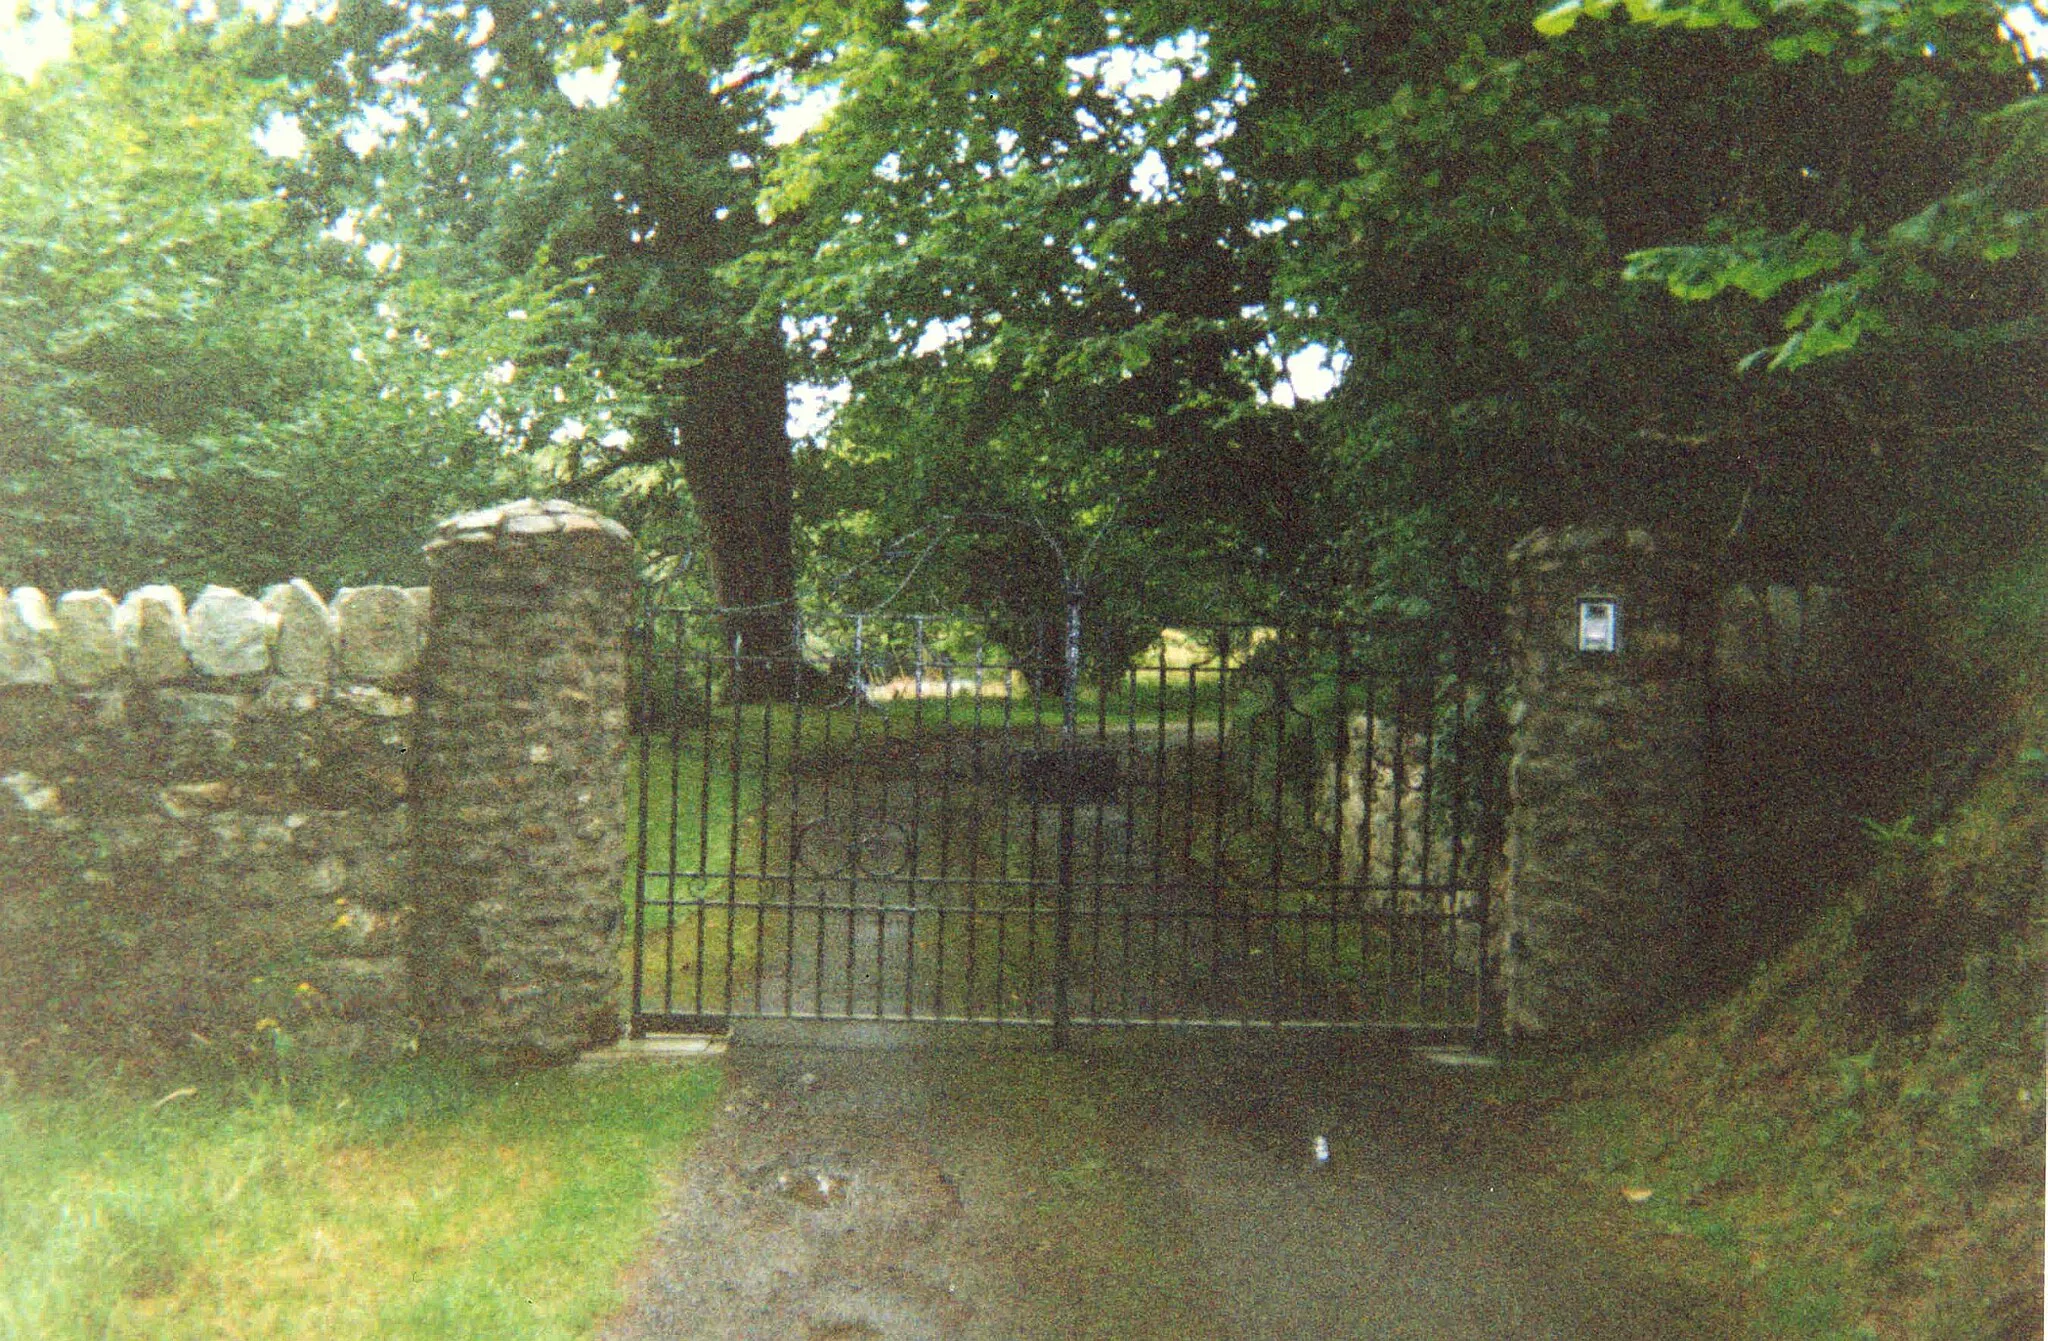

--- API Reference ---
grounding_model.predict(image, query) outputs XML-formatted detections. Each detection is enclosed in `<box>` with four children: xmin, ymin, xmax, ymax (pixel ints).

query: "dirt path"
<box><xmin>599</xmin><ymin>1030</ymin><xmax>1733</xmax><ymax>1340</ymax></box>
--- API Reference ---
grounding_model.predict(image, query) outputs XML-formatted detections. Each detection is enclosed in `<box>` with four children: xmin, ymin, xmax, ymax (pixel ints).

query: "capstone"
<box><xmin>53</xmin><ymin>589</ymin><xmax>122</xmax><ymax>687</ymax></box>
<box><xmin>185</xmin><ymin>586</ymin><xmax>278</xmax><ymax>677</ymax></box>
<box><xmin>1</xmin><ymin>588</ymin><xmax>57</xmax><ymax>686</ymax></box>
<box><xmin>115</xmin><ymin>585</ymin><xmax>191</xmax><ymax>683</ymax></box>
<box><xmin>263</xmin><ymin>578</ymin><xmax>337</xmax><ymax>680</ymax></box>
<box><xmin>335</xmin><ymin>586</ymin><xmax>424</xmax><ymax>681</ymax></box>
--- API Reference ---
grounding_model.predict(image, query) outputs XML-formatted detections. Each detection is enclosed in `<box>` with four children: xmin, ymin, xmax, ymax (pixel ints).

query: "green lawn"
<box><xmin>0</xmin><ymin>1059</ymin><xmax>721</xmax><ymax>1340</ymax></box>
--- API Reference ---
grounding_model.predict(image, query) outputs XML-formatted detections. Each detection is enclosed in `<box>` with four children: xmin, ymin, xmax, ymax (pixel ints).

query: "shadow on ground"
<box><xmin>599</xmin><ymin>1028</ymin><xmax>1736</xmax><ymax>1340</ymax></box>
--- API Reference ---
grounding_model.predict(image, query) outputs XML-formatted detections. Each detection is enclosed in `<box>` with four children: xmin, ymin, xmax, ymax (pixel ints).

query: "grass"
<box><xmin>1544</xmin><ymin>692</ymin><xmax>2046</xmax><ymax>1339</ymax></box>
<box><xmin>0</xmin><ymin>1058</ymin><xmax>722</xmax><ymax>1340</ymax></box>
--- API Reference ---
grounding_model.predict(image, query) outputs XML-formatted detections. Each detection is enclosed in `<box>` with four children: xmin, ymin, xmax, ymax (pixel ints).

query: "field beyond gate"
<box><xmin>628</xmin><ymin>611</ymin><xmax>1500</xmax><ymax>1043</ymax></box>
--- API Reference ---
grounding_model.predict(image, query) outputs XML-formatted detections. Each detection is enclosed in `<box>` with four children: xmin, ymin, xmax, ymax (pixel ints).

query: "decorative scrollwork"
<box><xmin>794</xmin><ymin>817</ymin><xmax>910</xmax><ymax>878</ymax></box>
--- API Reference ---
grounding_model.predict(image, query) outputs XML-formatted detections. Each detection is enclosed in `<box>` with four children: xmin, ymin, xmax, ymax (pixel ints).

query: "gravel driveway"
<box><xmin>598</xmin><ymin>1027</ymin><xmax>1733</xmax><ymax>1340</ymax></box>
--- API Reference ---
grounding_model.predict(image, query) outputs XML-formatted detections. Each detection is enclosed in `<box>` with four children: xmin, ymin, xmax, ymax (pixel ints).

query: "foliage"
<box><xmin>249</xmin><ymin>0</ymin><xmax>815</xmax><ymax>668</ymax></box>
<box><xmin>752</xmin><ymin>0</ymin><xmax>2043</xmax><ymax>644</ymax></box>
<box><xmin>6</xmin><ymin>0</ymin><xmax>2039</xmax><ymax>656</ymax></box>
<box><xmin>1537</xmin><ymin>0</ymin><xmax>2047</xmax><ymax>372</ymax></box>
<box><xmin>0</xmin><ymin>1058</ymin><xmax>721</xmax><ymax>1339</ymax></box>
<box><xmin>0</xmin><ymin>3</ymin><xmax>524</xmax><ymax>593</ymax></box>
<box><xmin>747</xmin><ymin>0</ymin><xmax>1348</xmax><ymax>635</ymax></box>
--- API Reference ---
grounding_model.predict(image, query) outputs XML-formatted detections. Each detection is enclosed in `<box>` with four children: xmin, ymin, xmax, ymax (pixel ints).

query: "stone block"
<box><xmin>185</xmin><ymin>586</ymin><xmax>278</xmax><ymax>677</ymax></box>
<box><xmin>115</xmin><ymin>585</ymin><xmax>190</xmax><ymax>683</ymax></box>
<box><xmin>1764</xmin><ymin>583</ymin><xmax>1803</xmax><ymax>680</ymax></box>
<box><xmin>1714</xmin><ymin>584</ymin><xmax>1766</xmax><ymax>686</ymax></box>
<box><xmin>1</xmin><ymin>588</ymin><xmax>57</xmax><ymax>686</ymax></box>
<box><xmin>156</xmin><ymin>781</ymin><xmax>235</xmax><ymax>820</ymax></box>
<box><xmin>1800</xmin><ymin>584</ymin><xmax>1847</xmax><ymax>681</ymax></box>
<box><xmin>3</xmin><ymin>770</ymin><xmax>62</xmax><ymax>815</ymax></box>
<box><xmin>336</xmin><ymin>685</ymin><xmax>414</xmax><ymax>718</ymax></box>
<box><xmin>263</xmin><ymin>579</ymin><xmax>337</xmax><ymax>681</ymax></box>
<box><xmin>53</xmin><ymin>590</ymin><xmax>121</xmax><ymax>687</ymax></box>
<box><xmin>258</xmin><ymin>679</ymin><xmax>327</xmax><ymax>714</ymax></box>
<box><xmin>154</xmin><ymin>688</ymin><xmax>251</xmax><ymax>729</ymax></box>
<box><xmin>335</xmin><ymin>586</ymin><xmax>424</xmax><ymax>681</ymax></box>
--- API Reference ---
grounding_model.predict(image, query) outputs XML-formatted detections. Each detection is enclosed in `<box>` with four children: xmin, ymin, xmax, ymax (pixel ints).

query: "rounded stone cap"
<box><xmin>1506</xmin><ymin>523</ymin><xmax>1663</xmax><ymax>565</ymax></box>
<box><xmin>423</xmin><ymin>498</ymin><xmax>633</xmax><ymax>559</ymax></box>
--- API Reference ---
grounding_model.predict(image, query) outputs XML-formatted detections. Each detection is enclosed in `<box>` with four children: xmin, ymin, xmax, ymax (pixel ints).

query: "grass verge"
<box><xmin>0</xmin><ymin>1058</ymin><xmax>721</xmax><ymax>1340</ymax></box>
<box><xmin>1545</xmin><ymin>694</ymin><xmax>2046</xmax><ymax>1339</ymax></box>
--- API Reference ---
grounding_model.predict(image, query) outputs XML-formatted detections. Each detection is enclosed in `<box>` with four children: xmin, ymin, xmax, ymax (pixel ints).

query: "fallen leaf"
<box><xmin>1621</xmin><ymin>1186</ymin><xmax>1655</xmax><ymax>1203</ymax></box>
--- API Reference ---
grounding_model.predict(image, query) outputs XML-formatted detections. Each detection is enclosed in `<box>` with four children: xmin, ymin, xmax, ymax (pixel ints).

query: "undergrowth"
<box><xmin>1554</xmin><ymin>690</ymin><xmax>2045</xmax><ymax>1339</ymax></box>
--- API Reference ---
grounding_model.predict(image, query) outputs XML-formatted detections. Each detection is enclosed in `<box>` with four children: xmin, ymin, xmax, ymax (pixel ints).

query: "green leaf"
<box><xmin>1533</xmin><ymin>0</ymin><xmax>1590</xmax><ymax>37</ymax></box>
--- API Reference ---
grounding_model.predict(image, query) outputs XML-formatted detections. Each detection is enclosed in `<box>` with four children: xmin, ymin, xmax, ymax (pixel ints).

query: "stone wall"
<box><xmin>0</xmin><ymin>580</ymin><xmax>427</xmax><ymax>1066</ymax></box>
<box><xmin>1714</xmin><ymin>581</ymin><xmax>1852</xmax><ymax>689</ymax></box>
<box><xmin>0</xmin><ymin>499</ymin><xmax>634</xmax><ymax>1073</ymax></box>
<box><xmin>1704</xmin><ymin>579</ymin><xmax>1889</xmax><ymax>991</ymax></box>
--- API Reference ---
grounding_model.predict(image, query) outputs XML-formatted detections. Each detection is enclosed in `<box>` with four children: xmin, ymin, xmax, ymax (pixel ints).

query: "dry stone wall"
<box><xmin>0</xmin><ymin>578</ymin><xmax>427</xmax><ymax>1066</ymax></box>
<box><xmin>1</xmin><ymin>499</ymin><xmax>634</xmax><ymax>1073</ymax></box>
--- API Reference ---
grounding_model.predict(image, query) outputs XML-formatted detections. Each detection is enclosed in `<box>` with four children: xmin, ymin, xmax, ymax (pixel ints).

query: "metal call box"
<box><xmin>1578</xmin><ymin>598</ymin><xmax>1620</xmax><ymax>653</ymax></box>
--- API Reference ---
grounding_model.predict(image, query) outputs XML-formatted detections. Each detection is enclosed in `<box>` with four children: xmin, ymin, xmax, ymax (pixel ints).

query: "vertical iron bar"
<box><xmin>1180</xmin><ymin>658</ymin><xmax>1199</xmax><ymax>1021</ymax></box>
<box><xmin>1053</xmin><ymin>590</ymin><xmax>1080</xmax><ymax>1048</ymax></box>
<box><xmin>1360</xmin><ymin>674</ymin><xmax>1381</xmax><ymax>1018</ymax></box>
<box><xmin>1330</xmin><ymin>634</ymin><xmax>1353</xmax><ymax>1023</ymax></box>
<box><xmin>1024</xmin><ymin>637</ymin><xmax>1048</xmax><ymax>1022</ymax></box>
<box><xmin>629</xmin><ymin>602</ymin><xmax>654</xmax><ymax>1034</ymax></box>
<box><xmin>906</xmin><ymin>661</ymin><xmax>927</xmax><ymax>1019</ymax></box>
<box><xmin>783</xmin><ymin>617</ymin><xmax>806</xmax><ymax>1017</ymax></box>
<box><xmin>668</xmin><ymin>624</ymin><xmax>698</xmax><ymax>1017</ymax></box>
<box><xmin>1444</xmin><ymin>659</ymin><xmax>1472</xmax><ymax>1029</ymax></box>
<box><xmin>813</xmin><ymin>678</ymin><xmax>832</xmax><ymax>1018</ymax></box>
<box><xmin>845</xmin><ymin>615</ymin><xmax>866</xmax><ymax>1018</ymax></box>
<box><xmin>723</xmin><ymin>635</ymin><xmax>744</xmax><ymax>1016</ymax></box>
<box><xmin>967</xmin><ymin>641</ymin><xmax>989</xmax><ymax>1017</ymax></box>
<box><xmin>994</xmin><ymin>650</ymin><xmax>1015</xmax><ymax>1022</ymax></box>
<box><xmin>934</xmin><ymin>643</ymin><xmax>958</xmax><ymax>1019</ymax></box>
<box><xmin>1087</xmin><ymin>620</ymin><xmax>1110</xmax><ymax>1023</ymax></box>
<box><xmin>1388</xmin><ymin>663</ymin><xmax>1410</xmax><ymax>1021</ymax></box>
<box><xmin>679</xmin><ymin>632</ymin><xmax>707</xmax><ymax>1017</ymax></box>
<box><xmin>1268</xmin><ymin>661</ymin><xmax>1287</xmax><ymax>1023</ymax></box>
<box><xmin>1210</xmin><ymin>631</ymin><xmax>1232</xmax><ymax>1024</ymax></box>
<box><xmin>1151</xmin><ymin>654</ymin><xmax>1169</xmax><ymax>1022</ymax></box>
<box><xmin>874</xmin><ymin>636</ymin><xmax>894</xmax><ymax>1020</ymax></box>
<box><xmin>1416</xmin><ymin>658</ymin><xmax>1441</xmax><ymax>1021</ymax></box>
<box><xmin>1120</xmin><ymin>662</ymin><xmax>1139</xmax><ymax>1021</ymax></box>
<box><xmin>753</xmin><ymin>670</ymin><xmax>774</xmax><ymax>1014</ymax></box>
<box><xmin>1473</xmin><ymin>647</ymin><xmax>1504</xmax><ymax>1050</ymax></box>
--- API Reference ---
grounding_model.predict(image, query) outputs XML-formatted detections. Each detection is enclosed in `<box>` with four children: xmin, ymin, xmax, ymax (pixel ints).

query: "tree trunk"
<box><xmin>671</xmin><ymin>331</ymin><xmax>809</xmax><ymax>701</ymax></box>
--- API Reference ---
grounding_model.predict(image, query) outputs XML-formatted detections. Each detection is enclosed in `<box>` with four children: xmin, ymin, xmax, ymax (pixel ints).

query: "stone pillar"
<box><xmin>411</xmin><ymin>499</ymin><xmax>635</xmax><ymax>1062</ymax></box>
<box><xmin>1501</xmin><ymin>524</ymin><xmax>1709</xmax><ymax>1046</ymax></box>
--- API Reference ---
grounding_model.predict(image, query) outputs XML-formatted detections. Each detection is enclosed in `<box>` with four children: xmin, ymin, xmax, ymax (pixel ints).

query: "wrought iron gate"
<box><xmin>628</xmin><ymin>604</ymin><xmax>1502</xmax><ymax>1044</ymax></box>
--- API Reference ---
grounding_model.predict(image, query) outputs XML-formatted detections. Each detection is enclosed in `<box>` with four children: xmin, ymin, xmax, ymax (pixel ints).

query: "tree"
<box><xmin>1538</xmin><ymin>0</ymin><xmax>2045</xmax><ymax>371</ymax></box>
<box><xmin>253</xmin><ymin>0</ymin><xmax>814</xmax><ymax>693</ymax></box>
<box><xmin>753</xmin><ymin>0</ymin><xmax>2042</xmax><ymax>635</ymax></box>
<box><xmin>0</xmin><ymin>1</ymin><xmax>526</xmax><ymax>594</ymax></box>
